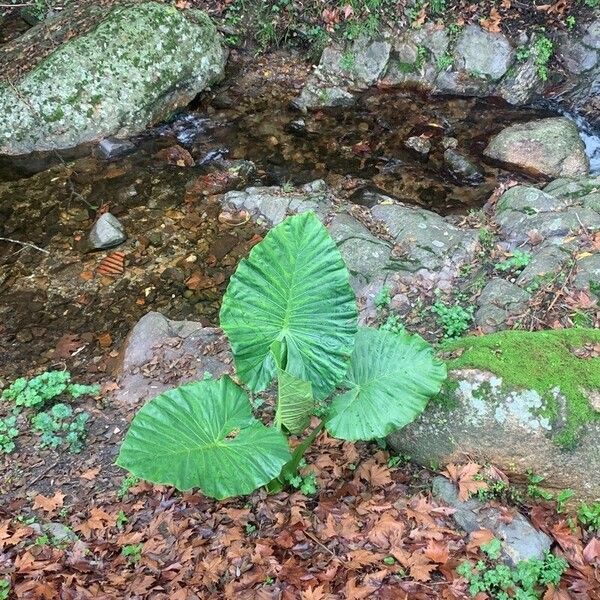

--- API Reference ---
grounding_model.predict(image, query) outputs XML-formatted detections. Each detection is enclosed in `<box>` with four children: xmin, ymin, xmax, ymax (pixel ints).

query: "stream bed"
<box><xmin>1</xmin><ymin>53</ymin><xmax>599</xmax><ymax>380</ymax></box>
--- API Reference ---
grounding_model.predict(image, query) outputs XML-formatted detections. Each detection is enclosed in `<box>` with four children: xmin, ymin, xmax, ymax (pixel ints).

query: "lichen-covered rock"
<box><xmin>495</xmin><ymin>184</ymin><xmax>600</xmax><ymax>243</ymax></box>
<box><xmin>388</xmin><ymin>329</ymin><xmax>600</xmax><ymax>500</ymax></box>
<box><xmin>475</xmin><ymin>279</ymin><xmax>530</xmax><ymax>333</ymax></box>
<box><xmin>454</xmin><ymin>25</ymin><xmax>514</xmax><ymax>81</ymax></box>
<box><xmin>0</xmin><ymin>2</ymin><xmax>227</xmax><ymax>154</ymax></box>
<box><xmin>484</xmin><ymin>117</ymin><xmax>590</xmax><ymax>178</ymax></box>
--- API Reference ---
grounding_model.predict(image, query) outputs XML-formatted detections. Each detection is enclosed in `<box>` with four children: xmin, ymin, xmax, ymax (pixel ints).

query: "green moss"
<box><xmin>443</xmin><ymin>329</ymin><xmax>600</xmax><ymax>448</ymax></box>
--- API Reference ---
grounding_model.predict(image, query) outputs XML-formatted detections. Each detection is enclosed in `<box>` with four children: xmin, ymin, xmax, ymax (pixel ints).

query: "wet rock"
<box><xmin>388</xmin><ymin>328</ymin><xmax>600</xmax><ymax>500</ymax></box>
<box><xmin>350</xmin><ymin>37</ymin><xmax>392</xmax><ymax>86</ymax></box>
<box><xmin>573</xmin><ymin>253</ymin><xmax>600</xmax><ymax>295</ymax></box>
<box><xmin>583</xmin><ymin>20</ymin><xmax>600</xmax><ymax>49</ymax></box>
<box><xmin>286</xmin><ymin>118</ymin><xmax>306</xmax><ymax>134</ymax></box>
<box><xmin>516</xmin><ymin>245</ymin><xmax>570</xmax><ymax>288</ymax></box>
<box><xmin>559</xmin><ymin>37</ymin><xmax>598</xmax><ymax>75</ymax></box>
<box><xmin>443</xmin><ymin>149</ymin><xmax>484</xmax><ymax>184</ymax></box>
<box><xmin>0</xmin><ymin>4</ymin><xmax>227</xmax><ymax>154</ymax></box>
<box><xmin>222</xmin><ymin>185</ymin><xmax>332</xmax><ymax>226</ymax></box>
<box><xmin>475</xmin><ymin>278</ymin><xmax>530</xmax><ymax>332</ymax></box>
<box><xmin>88</xmin><ymin>213</ymin><xmax>126</xmax><ymax>250</ymax></box>
<box><xmin>117</xmin><ymin>312</ymin><xmax>232</xmax><ymax>404</ymax></box>
<box><xmin>405</xmin><ymin>135</ymin><xmax>431</xmax><ymax>155</ymax></box>
<box><xmin>433</xmin><ymin>70</ymin><xmax>491</xmax><ymax>97</ymax></box>
<box><xmin>484</xmin><ymin>117</ymin><xmax>590</xmax><ymax>178</ymax></box>
<box><xmin>98</xmin><ymin>137</ymin><xmax>135</xmax><ymax>159</ymax></box>
<box><xmin>495</xmin><ymin>185</ymin><xmax>600</xmax><ymax>243</ymax></box>
<box><xmin>454</xmin><ymin>25</ymin><xmax>515</xmax><ymax>80</ymax></box>
<box><xmin>293</xmin><ymin>83</ymin><xmax>356</xmax><ymax>111</ymax></box>
<box><xmin>371</xmin><ymin>203</ymin><xmax>478</xmax><ymax>276</ymax></box>
<box><xmin>498</xmin><ymin>53</ymin><xmax>543</xmax><ymax>105</ymax></box>
<box><xmin>154</xmin><ymin>145</ymin><xmax>195</xmax><ymax>167</ymax></box>
<box><xmin>411</xmin><ymin>23</ymin><xmax>450</xmax><ymax>61</ymax></box>
<box><xmin>432</xmin><ymin>476</ymin><xmax>551</xmax><ymax>566</ymax></box>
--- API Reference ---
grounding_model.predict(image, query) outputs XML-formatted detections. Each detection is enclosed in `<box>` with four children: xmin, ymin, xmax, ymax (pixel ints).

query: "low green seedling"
<box><xmin>31</xmin><ymin>404</ymin><xmax>90</xmax><ymax>453</ymax></box>
<box><xmin>122</xmin><ymin>543</ymin><xmax>143</xmax><ymax>564</ymax></box>
<box><xmin>0</xmin><ymin>578</ymin><xmax>10</xmax><ymax>600</ymax></box>
<box><xmin>1</xmin><ymin>371</ymin><xmax>98</xmax><ymax>410</ymax></box>
<box><xmin>116</xmin><ymin>510</ymin><xmax>128</xmax><ymax>529</ymax></box>
<box><xmin>495</xmin><ymin>250</ymin><xmax>532</xmax><ymax>273</ymax></box>
<box><xmin>432</xmin><ymin>299</ymin><xmax>474</xmax><ymax>338</ymax></box>
<box><xmin>457</xmin><ymin>551</ymin><xmax>567</xmax><ymax>599</ymax></box>
<box><xmin>117</xmin><ymin>213</ymin><xmax>446</xmax><ymax>500</ymax></box>
<box><xmin>0</xmin><ymin>415</ymin><xmax>19</xmax><ymax>454</ymax></box>
<box><xmin>375</xmin><ymin>286</ymin><xmax>392</xmax><ymax>309</ymax></box>
<box><xmin>578</xmin><ymin>502</ymin><xmax>600</xmax><ymax>531</ymax></box>
<box><xmin>117</xmin><ymin>474</ymin><xmax>141</xmax><ymax>500</ymax></box>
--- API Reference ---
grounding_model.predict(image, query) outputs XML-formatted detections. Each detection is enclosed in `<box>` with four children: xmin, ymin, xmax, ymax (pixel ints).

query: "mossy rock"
<box><xmin>388</xmin><ymin>328</ymin><xmax>600</xmax><ymax>500</ymax></box>
<box><xmin>0</xmin><ymin>1</ymin><xmax>227</xmax><ymax>155</ymax></box>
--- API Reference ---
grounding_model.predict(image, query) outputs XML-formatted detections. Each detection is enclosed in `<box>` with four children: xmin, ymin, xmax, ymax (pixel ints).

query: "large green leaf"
<box><xmin>116</xmin><ymin>377</ymin><xmax>291</xmax><ymax>499</ymax></box>
<box><xmin>325</xmin><ymin>327</ymin><xmax>447</xmax><ymax>441</ymax></box>
<box><xmin>220</xmin><ymin>212</ymin><xmax>358</xmax><ymax>399</ymax></box>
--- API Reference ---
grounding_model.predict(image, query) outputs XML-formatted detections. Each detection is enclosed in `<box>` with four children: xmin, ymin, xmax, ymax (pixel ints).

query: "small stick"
<box><xmin>0</xmin><ymin>237</ymin><xmax>50</xmax><ymax>254</ymax></box>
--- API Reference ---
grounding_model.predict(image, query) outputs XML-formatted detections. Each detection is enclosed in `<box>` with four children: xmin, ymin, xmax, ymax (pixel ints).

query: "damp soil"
<box><xmin>0</xmin><ymin>51</ymin><xmax>597</xmax><ymax>382</ymax></box>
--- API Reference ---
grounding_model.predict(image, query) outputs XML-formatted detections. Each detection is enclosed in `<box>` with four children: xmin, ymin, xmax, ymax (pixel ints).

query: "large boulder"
<box><xmin>389</xmin><ymin>329</ymin><xmax>600</xmax><ymax>500</ymax></box>
<box><xmin>483</xmin><ymin>117</ymin><xmax>590</xmax><ymax>178</ymax></box>
<box><xmin>0</xmin><ymin>2</ymin><xmax>227</xmax><ymax>154</ymax></box>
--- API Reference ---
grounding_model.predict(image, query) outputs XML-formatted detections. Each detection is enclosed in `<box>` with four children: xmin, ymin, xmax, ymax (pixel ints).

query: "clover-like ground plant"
<box><xmin>117</xmin><ymin>212</ymin><xmax>447</xmax><ymax>499</ymax></box>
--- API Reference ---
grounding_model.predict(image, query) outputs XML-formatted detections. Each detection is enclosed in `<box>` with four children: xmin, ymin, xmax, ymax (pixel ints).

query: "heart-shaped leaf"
<box><xmin>220</xmin><ymin>212</ymin><xmax>357</xmax><ymax>399</ymax></box>
<box><xmin>325</xmin><ymin>327</ymin><xmax>446</xmax><ymax>440</ymax></box>
<box><xmin>116</xmin><ymin>377</ymin><xmax>291</xmax><ymax>499</ymax></box>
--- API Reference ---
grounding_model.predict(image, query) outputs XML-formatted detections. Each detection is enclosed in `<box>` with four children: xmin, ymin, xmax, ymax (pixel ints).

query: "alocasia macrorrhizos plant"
<box><xmin>117</xmin><ymin>211</ymin><xmax>446</xmax><ymax>499</ymax></box>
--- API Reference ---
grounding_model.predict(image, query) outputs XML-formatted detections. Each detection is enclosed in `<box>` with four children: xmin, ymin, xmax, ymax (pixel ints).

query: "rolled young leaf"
<box><xmin>220</xmin><ymin>212</ymin><xmax>358</xmax><ymax>399</ymax></box>
<box><xmin>116</xmin><ymin>376</ymin><xmax>291</xmax><ymax>499</ymax></box>
<box><xmin>325</xmin><ymin>327</ymin><xmax>447</xmax><ymax>440</ymax></box>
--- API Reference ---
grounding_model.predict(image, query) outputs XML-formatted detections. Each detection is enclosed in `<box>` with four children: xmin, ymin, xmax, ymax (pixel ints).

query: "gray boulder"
<box><xmin>117</xmin><ymin>312</ymin><xmax>232</xmax><ymax>404</ymax></box>
<box><xmin>389</xmin><ymin>328</ymin><xmax>600</xmax><ymax>500</ymax></box>
<box><xmin>432</xmin><ymin>477</ymin><xmax>551</xmax><ymax>566</ymax></box>
<box><xmin>0</xmin><ymin>2</ymin><xmax>227</xmax><ymax>154</ymax></box>
<box><xmin>454</xmin><ymin>25</ymin><xmax>514</xmax><ymax>80</ymax></box>
<box><xmin>89</xmin><ymin>213</ymin><xmax>126</xmax><ymax>249</ymax></box>
<box><xmin>484</xmin><ymin>117</ymin><xmax>590</xmax><ymax>178</ymax></box>
<box><xmin>475</xmin><ymin>279</ymin><xmax>530</xmax><ymax>332</ymax></box>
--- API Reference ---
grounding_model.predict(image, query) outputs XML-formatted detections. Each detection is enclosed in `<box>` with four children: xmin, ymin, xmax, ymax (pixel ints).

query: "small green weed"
<box><xmin>436</xmin><ymin>52</ymin><xmax>453</xmax><ymax>71</ymax></box>
<box><xmin>533</xmin><ymin>36</ymin><xmax>554</xmax><ymax>82</ymax></box>
<box><xmin>117</xmin><ymin>474</ymin><xmax>141</xmax><ymax>499</ymax></box>
<box><xmin>578</xmin><ymin>502</ymin><xmax>600</xmax><ymax>531</ymax></box>
<box><xmin>116</xmin><ymin>510</ymin><xmax>128</xmax><ymax>529</ymax></box>
<box><xmin>566</xmin><ymin>15</ymin><xmax>576</xmax><ymax>30</ymax></box>
<box><xmin>429</xmin><ymin>0</ymin><xmax>446</xmax><ymax>15</ymax></box>
<box><xmin>0</xmin><ymin>415</ymin><xmax>19</xmax><ymax>454</ymax></box>
<box><xmin>481</xmin><ymin>538</ymin><xmax>502</xmax><ymax>560</ymax></box>
<box><xmin>432</xmin><ymin>299</ymin><xmax>474</xmax><ymax>338</ymax></box>
<box><xmin>526</xmin><ymin>472</ymin><xmax>554</xmax><ymax>501</ymax></box>
<box><xmin>383</xmin><ymin>555</ymin><xmax>396</xmax><ymax>565</ymax></box>
<box><xmin>31</xmin><ymin>404</ymin><xmax>90</xmax><ymax>453</ymax></box>
<box><xmin>287</xmin><ymin>462</ymin><xmax>318</xmax><ymax>496</ymax></box>
<box><xmin>380</xmin><ymin>314</ymin><xmax>406</xmax><ymax>335</ymax></box>
<box><xmin>375</xmin><ymin>286</ymin><xmax>392</xmax><ymax>309</ymax></box>
<box><xmin>495</xmin><ymin>250</ymin><xmax>532</xmax><ymax>273</ymax></box>
<box><xmin>245</xmin><ymin>523</ymin><xmax>257</xmax><ymax>534</ymax></box>
<box><xmin>0</xmin><ymin>578</ymin><xmax>10</xmax><ymax>600</ymax></box>
<box><xmin>122</xmin><ymin>543</ymin><xmax>143</xmax><ymax>564</ymax></box>
<box><xmin>478</xmin><ymin>228</ymin><xmax>496</xmax><ymax>253</ymax></box>
<box><xmin>340</xmin><ymin>51</ymin><xmax>356</xmax><ymax>72</ymax></box>
<box><xmin>1</xmin><ymin>371</ymin><xmax>98</xmax><ymax>410</ymax></box>
<box><xmin>457</xmin><ymin>551</ymin><xmax>567</xmax><ymax>599</ymax></box>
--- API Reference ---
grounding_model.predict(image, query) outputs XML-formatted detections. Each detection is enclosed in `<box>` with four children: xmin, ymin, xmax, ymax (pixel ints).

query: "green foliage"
<box><xmin>118</xmin><ymin>213</ymin><xmax>445</xmax><ymax>499</ymax></box>
<box><xmin>0</xmin><ymin>415</ymin><xmax>19</xmax><ymax>454</ymax></box>
<box><xmin>375</xmin><ymin>286</ymin><xmax>392</xmax><ymax>309</ymax></box>
<box><xmin>495</xmin><ymin>250</ymin><xmax>532</xmax><ymax>273</ymax></box>
<box><xmin>566</xmin><ymin>15</ymin><xmax>576</xmax><ymax>30</ymax></box>
<box><xmin>0</xmin><ymin>578</ymin><xmax>9</xmax><ymax>600</ymax></box>
<box><xmin>555</xmin><ymin>489</ymin><xmax>575</xmax><ymax>513</ymax></box>
<box><xmin>457</xmin><ymin>552</ymin><xmax>567</xmax><ymax>599</ymax></box>
<box><xmin>578</xmin><ymin>502</ymin><xmax>600</xmax><ymax>531</ymax></box>
<box><xmin>429</xmin><ymin>0</ymin><xmax>446</xmax><ymax>15</ymax></box>
<box><xmin>533</xmin><ymin>36</ymin><xmax>554</xmax><ymax>82</ymax></box>
<box><xmin>436</xmin><ymin>52</ymin><xmax>453</xmax><ymax>71</ymax></box>
<box><xmin>444</xmin><ymin>328</ymin><xmax>600</xmax><ymax>449</ymax></box>
<box><xmin>116</xmin><ymin>510</ymin><xmax>128</xmax><ymax>529</ymax></box>
<box><xmin>481</xmin><ymin>538</ymin><xmax>502</xmax><ymax>560</ymax></box>
<box><xmin>581</xmin><ymin>0</ymin><xmax>599</xmax><ymax>6</ymax></box>
<box><xmin>1</xmin><ymin>371</ymin><xmax>98</xmax><ymax>410</ymax></box>
<box><xmin>380</xmin><ymin>314</ymin><xmax>406</xmax><ymax>335</ymax></box>
<box><xmin>122</xmin><ymin>544</ymin><xmax>143</xmax><ymax>564</ymax></box>
<box><xmin>340</xmin><ymin>51</ymin><xmax>356</xmax><ymax>71</ymax></box>
<box><xmin>478</xmin><ymin>227</ymin><xmax>495</xmax><ymax>253</ymax></box>
<box><xmin>432</xmin><ymin>299</ymin><xmax>474</xmax><ymax>338</ymax></box>
<box><xmin>117</xmin><ymin>474</ymin><xmax>140</xmax><ymax>499</ymax></box>
<box><xmin>31</xmin><ymin>405</ymin><xmax>90</xmax><ymax>453</ymax></box>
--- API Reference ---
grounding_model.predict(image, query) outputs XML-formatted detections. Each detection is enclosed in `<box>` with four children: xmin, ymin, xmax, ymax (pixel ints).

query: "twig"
<box><xmin>0</xmin><ymin>237</ymin><xmax>49</xmax><ymax>254</ymax></box>
<box><xmin>304</xmin><ymin>530</ymin><xmax>348</xmax><ymax>567</ymax></box>
<box><xmin>27</xmin><ymin>460</ymin><xmax>59</xmax><ymax>487</ymax></box>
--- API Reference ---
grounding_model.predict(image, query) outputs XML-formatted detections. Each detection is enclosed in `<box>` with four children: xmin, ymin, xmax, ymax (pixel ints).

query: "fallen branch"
<box><xmin>0</xmin><ymin>237</ymin><xmax>50</xmax><ymax>254</ymax></box>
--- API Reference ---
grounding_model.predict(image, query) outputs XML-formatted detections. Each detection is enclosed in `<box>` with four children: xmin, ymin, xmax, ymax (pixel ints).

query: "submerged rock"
<box><xmin>484</xmin><ymin>117</ymin><xmax>590</xmax><ymax>178</ymax></box>
<box><xmin>89</xmin><ymin>213</ymin><xmax>126</xmax><ymax>250</ymax></box>
<box><xmin>0</xmin><ymin>2</ymin><xmax>227</xmax><ymax>154</ymax></box>
<box><xmin>389</xmin><ymin>328</ymin><xmax>600</xmax><ymax>500</ymax></box>
<box><xmin>443</xmin><ymin>149</ymin><xmax>484</xmax><ymax>184</ymax></box>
